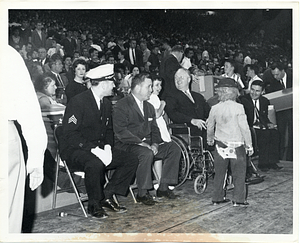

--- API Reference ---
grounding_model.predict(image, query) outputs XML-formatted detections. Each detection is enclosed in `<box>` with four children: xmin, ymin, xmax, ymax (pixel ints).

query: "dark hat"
<box><xmin>215</xmin><ymin>78</ymin><xmax>238</xmax><ymax>88</ymax></box>
<box><xmin>86</xmin><ymin>64</ymin><xmax>115</xmax><ymax>82</ymax></box>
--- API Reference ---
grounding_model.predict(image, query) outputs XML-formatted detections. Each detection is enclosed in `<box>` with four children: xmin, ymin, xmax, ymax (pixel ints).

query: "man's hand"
<box><xmin>191</xmin><ymin>119</ymin><xmax>207</xmax><ymax>130</ymax></box>
<box><xmin>138</xmin><ymin>142</ymin><xmax>158</xmax><ymax>155</ymax></box>
<box><xmin>150</xmin><ymin>143</ymin><xmax>159</xmax><ymax>156</ymax></box>
<box><xmin>138</xmin><ymin>142</ymin><xmax>152</xmax><ymax>150</ymax></box>
<box><xmin>28</xmin><ymin>167</ymin><xmax>44</xmax><ymax>191</ymax></box>
<box><xmin>267</xmin><ymin>123</ymin><xmax>277</xmax><ymax>129</ymax></box>
<box><xmin>91</xmin><ymin>145</ymin><xmax>112</xmax><ymax>166</ymax></box>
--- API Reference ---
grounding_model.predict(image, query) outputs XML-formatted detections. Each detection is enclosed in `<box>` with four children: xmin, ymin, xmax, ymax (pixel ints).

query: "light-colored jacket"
<box><xmin>206</xmin><ymin>100</ymin><xmax>252</xmax><ymax>148</ymax></box>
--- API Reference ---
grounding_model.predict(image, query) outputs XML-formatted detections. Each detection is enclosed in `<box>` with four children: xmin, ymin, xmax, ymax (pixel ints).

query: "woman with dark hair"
<box><xmin>9</xmin><ymin>26</ymin><xmax>25</xmax><ymax>51</ymax></box>
<box><xmin>206</xmin><ymin>78</ymin><xmax>253</xmax><ymax>207</ymax></box>
<box><xmin>119</xmin><ymin>65</ymin><xmax>140</xmax><ymax>94</ymax></box>
<box><xmin>65</xmin><ymin>58</ymin><xmax>91</xmax><ymax>102</ymax></box>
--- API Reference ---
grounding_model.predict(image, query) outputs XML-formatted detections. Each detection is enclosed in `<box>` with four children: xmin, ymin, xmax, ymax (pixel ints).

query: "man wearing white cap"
<box><xmin>59</xmin><ymin>64</ymin><xmax>138</xmax><ymax>218</ymax></box>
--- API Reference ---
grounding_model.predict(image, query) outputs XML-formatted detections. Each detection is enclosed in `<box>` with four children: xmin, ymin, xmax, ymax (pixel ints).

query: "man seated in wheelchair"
<box><xmin>165</xmin><ymin>68</ymin><xmax>211</xmax><ymax>148</ymax></box>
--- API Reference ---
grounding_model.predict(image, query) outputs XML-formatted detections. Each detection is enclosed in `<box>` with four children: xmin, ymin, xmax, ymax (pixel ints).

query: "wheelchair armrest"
<box><xmin>168</xmin><ymin>123</ymin><xmax>188</xmax><ymax>129</ymax></box>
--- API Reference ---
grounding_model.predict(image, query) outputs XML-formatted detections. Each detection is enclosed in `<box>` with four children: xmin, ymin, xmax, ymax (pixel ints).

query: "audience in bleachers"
<box><xmin>9</xmin><ymin>10</ymin><xmax>292</xmax><ymax>90</ymax></box>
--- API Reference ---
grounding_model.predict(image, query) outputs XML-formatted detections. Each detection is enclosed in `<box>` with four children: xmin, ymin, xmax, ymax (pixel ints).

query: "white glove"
<box><xmin>27</xmin><ymin>167</ymin><xmax>44</xmax><ymax>191</ymax></box>
<box><xmin>91</xmin><ymin>145</ymin><xmax>112</xmax><ymax>166</ymax></box>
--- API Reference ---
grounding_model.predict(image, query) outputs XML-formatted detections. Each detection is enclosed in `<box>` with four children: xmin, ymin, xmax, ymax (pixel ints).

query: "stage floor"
<box><xmin>26</xmin><ymin>160</ymin><xmax>295</xmax><ymax>242</ymax></box>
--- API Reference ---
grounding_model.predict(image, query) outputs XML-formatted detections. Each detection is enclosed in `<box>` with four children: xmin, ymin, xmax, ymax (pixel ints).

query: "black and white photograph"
<box><xmin>0</xmin><ymin>1</ymin><xmax>298</xmax><ymax>242</ymax></box>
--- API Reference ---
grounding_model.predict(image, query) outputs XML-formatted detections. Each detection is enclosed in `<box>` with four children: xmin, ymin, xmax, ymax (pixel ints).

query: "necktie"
<box><xmin>56</xmin><ymin>74</ymin><xmax>64</xmax><ymax>88</ymax></box>
<box><xmin>254</xmin><ymin>100</ymin><xmax>260</xmax><ymax>123</ymax></box>
<box><xmin>131</xmin><ymin>48</ymin><xmax>136</xmax><ymax>64</ymax></box>
<box><xmin>184</xmin><ymin>90</ymin><xmax>195</xmax><ymax>103</ymax></box>
<box><xmin>280</xmin><ymin>79</ymin><xmax>285</xmax><ymax>89</ymax></box>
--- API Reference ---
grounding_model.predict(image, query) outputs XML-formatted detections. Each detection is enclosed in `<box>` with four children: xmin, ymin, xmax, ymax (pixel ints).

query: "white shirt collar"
<box><xmin>282</xmin><ymin>72</ymin><xmax>287</xmax><ymax>86</ymax></box>
<box><xmin>132</xmin><ymin>93</ymin><xmax>144</xmax><ymax>115</ymax></box>
<box><xmin>252</xmin><ymin>98</ymin><xmax>259</xmax><ymax>108</ymax></box>
<box><xmin>132</xmin><ymin>93</ymin><xmax>143</xmax><ymax>105</ymax></box>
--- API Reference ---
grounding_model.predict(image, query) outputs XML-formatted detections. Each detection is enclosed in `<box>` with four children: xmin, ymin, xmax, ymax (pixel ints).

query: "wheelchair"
<box><xmin>168</xmin><ymin>123</ymin><xmax>215</xmax><ymax>194</ymax></box>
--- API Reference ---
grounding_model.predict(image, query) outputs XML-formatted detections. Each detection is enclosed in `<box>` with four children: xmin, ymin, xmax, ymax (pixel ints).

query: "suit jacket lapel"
<box><xmin>129</xmin><ymin>94</ymin><xmax>145</xmax><ymax>120</ymax></box>
<box><xmin>181</xmin><ymin>90</ymin><xmax>194</xmax><ymax>104</ymax></box>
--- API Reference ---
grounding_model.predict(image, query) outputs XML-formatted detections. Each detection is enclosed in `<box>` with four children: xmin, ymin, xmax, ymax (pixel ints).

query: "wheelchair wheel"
<box><xmin>171</xmin><ymin>135</ymin><xmax>190</xmax><ymax>188</ymax></box>
<box><xmin>194</xmin><ymin>173</ymin><xmax>207</xmax><ymax>194</ymax></box>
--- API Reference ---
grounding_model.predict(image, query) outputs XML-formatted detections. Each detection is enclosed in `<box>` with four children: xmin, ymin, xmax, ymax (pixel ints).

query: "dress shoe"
<box><xmin>136</xmin><ymin>192</ymin><xmax>156</xmax><ymax>206</ymax></box>
<box><xmin>101</xmin><ymin>198</ymin><xmax>127</xmax><ymax>213</ymax></box>
<box><xmin>156</xmin><ymin>188</ymin><xmax>177</xmax><ymax>199</ymax></box>
<box><xmin>87</xmin><ymin>204</ymin><xmax>108</xmax><ymax>218</ymax></box>
<box><xmin>270</xmin><ymin>164</ymin><xmax>283</xmax><ymax>171</ymax></box>
<box><xmin>232</xmin><ymin>201</ymin><xmax>249</xmax><ymax>207</ymax></box>
<box><xmin>212</xmin><ymin>198</ymin><xmax>230</xmax><ymax>206</ymax></box>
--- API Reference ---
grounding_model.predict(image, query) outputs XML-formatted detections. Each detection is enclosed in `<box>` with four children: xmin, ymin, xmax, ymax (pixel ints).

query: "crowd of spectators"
<box><xmin>9</xmin><ymin>9</ymin><xmax>292</xmax><ymax>92</ymax></box>
<box><xmin>7</xmin><ymin>10</ymin><xmax>293</xmax><ymax>227</ymax></box>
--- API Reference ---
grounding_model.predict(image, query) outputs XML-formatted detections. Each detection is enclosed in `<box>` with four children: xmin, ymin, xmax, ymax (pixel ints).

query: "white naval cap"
<box><xmin>90</xmin><ymin>44</ymin><xmax>102</xmax><ymax>52</ymax></box>
<box><xmin>85</xmin><ymin>64</ymin><xmax>115</xmax><ymax>82</ymax></box>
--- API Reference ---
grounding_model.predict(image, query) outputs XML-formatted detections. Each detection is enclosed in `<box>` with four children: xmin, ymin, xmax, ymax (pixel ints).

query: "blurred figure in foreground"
<box><xmin>2</xmin><ymin>46</ymin><xmax>47</xmax><ymax>233</ymax></box>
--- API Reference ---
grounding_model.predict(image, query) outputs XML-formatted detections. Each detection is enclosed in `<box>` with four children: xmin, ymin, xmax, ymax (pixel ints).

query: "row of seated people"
<box><xmin>35</xmin><ymin>64</ymin><xmax>181</xmax><ymax>219</ymax></box>
<box><xmin>35</xmin><ymin>49</ymin><xmax>286</xmax><ymax>217</ymax></box>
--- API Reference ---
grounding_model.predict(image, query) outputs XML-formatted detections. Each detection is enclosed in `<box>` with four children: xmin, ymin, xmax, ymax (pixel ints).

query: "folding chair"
<box><xmin>52</xmin><ymin>125</ymin><xmax>88</xmax><ymax>217</ymax></box>
<box><xmin>52</xmin><ymin>125</ymin><xmax>118</xmax><ymax>217</ymax></box>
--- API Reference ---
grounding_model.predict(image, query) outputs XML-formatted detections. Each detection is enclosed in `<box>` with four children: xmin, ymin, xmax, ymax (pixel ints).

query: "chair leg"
<box><xmin>63</xmin><ymin>161</ymin><xmax>88</xmax><ymax>218</ymax></box>
<box><xmin>129</xmin><ymin>185</ymin><xmax>138</xmax><ymax>203</ymax></box>
<box><xmin>104</xmin><ymin>171</ymin><xmax>120</xmax><ymax>205</ymax></box>
<box><xmin>52</xmin><ymin>151</ymin><xmax>60</xmax><ymax>209</ymax></box>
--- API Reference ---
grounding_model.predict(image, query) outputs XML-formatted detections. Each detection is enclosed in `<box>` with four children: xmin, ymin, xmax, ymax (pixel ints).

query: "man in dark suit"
<box><xmin>159</xmin><ymin>45</ymin><xmax>184</xmax><ymax>99</ymax></box>
<box><xmin>165</xmin><ymin>68</ymin><xmax>211</xmax><ymax>140</ymax></box>
<box><xmin>60</xmin><ymin>30</ymin><xmax>77</xmax><ymax>57</ymax></box>
<box><xmin>60</xmin><ymin>64</ymin><xmax>138</xmax><ymax>218</ymax></box>
<box><xmin>45</xmin><ymin>54</ymin><xmax>69</xmax><ymax>105</ymax></box>
<box><xmin>240</xmin><ymin>80</ymin><xmax>282</xmax><ymax>171</ymax></box>
<box><xmin>37</xmin><ymin>47</ymin><xmax>50</xmax><ymax>69</ymax></box>
<box><xmin>123</xmin><ymin>39</ymin><xmax>143</xmax><ymax>71</ymax></box>
<box><xmin>31</xmin><ymin>20</ymin><xmax>46</xmax><ymax>50</ymax></box>
<box><xmin>262</xmin><ymin>62</ymin><xmax>293</xmax><ymax>160</ymax></box>
<box><xmin>112</xmin><ymin>37</ymin><xmax>126</xmax><ymax>60</ymax></box>
<box><xmin>263</xmin><ymin>62</ymin><xmax>293</xmax><ymax>93</ymax></box>
<box><xmin>113</xmin><ymin>73</ymin><xmax>181</xmax><ymax>206</ymax></box>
